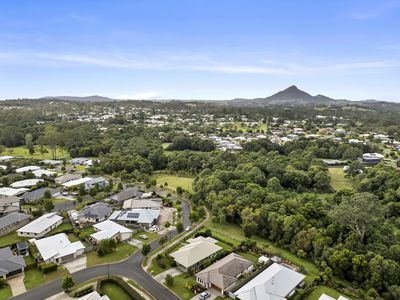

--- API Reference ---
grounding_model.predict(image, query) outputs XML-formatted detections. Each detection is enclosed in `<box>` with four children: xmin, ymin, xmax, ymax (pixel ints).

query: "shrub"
<box><xmin>73</xmin><ymin>285</ymin><xmax>94</xmax><ymax>297</ymax></box>
<box><xmin>97</xmin><ymin>238</ymin><xmax>117</xmax><ymax>256</ymax></box>
<box><xmin>165</xmin><ymin>274</ymin><xmax>174</xmax><ymax>287</ymax></box>
<box><xmin>38</xmin><ymin>262</ymin><xmax>58</xmax><ymax>274</ymax></box>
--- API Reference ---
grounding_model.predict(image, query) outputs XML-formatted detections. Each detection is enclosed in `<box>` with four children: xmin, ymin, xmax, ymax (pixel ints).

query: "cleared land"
<box><xmin>155</xmin><ymin>174</ymin><xmax>194</xmax><ymax>192</ymax></box>
<box><xmin>86</xmin><ymin>243</ymin><xmax>137</xmax><ymax>267</ymax></box>
<box><xmin>2</xmin><ymin>146</ymin><xmax>69</xmax><ymax>160</ymax></box>
<box><xmin>328</xmin><ymin>167</ymin><xmax>352</xmax><ymax>190</ymax></box>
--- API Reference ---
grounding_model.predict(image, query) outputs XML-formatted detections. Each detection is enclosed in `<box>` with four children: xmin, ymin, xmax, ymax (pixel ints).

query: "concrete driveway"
<box><xmin>128</xmin><ymin>238</ymin><xmax>143</xmax><ymax>248</ymax></box>
<box><xmin>190</xmin><ymin>288</ymin><xmax>220</xmax><ymax>300</ymax></box>
<box><xmin>8</xmin><ymin>273</ymin><xmax>26</xmax><ymax>296</ymax></box>
<box><xmin>154</xmin><ymin>267</ymin><xmax>182</xmax><ymax>283</ymax></box>
<box><xmin>63</xmin><ymin>256</ymin><xmax>86</xmax><ymax>273</ymax></box>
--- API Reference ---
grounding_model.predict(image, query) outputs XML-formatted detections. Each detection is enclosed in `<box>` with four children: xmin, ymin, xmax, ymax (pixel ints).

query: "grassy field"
<box><xmin>155</xmin><ymin>174</ymin><xmax>194</xmax><ymax>192</ymax></box>
<box><xmin>131</xmin><ymin>231</ymin><xmax>158</xmax><ymax>242</ymax></box>
<box><xmin>24</xmin><ymin>266</ymin><xmax>69</xmax><ymax>290</ymax></box>
<box><xmin>86</xmin><ymin>243</ymin><xmax>137</xmax><ymax>267</ymax></box>
<box><xmin>2</xmin><ymin>146</ymin><xmax>70</xmax><ymax>160</ymax></box>
<box><xmin>305</xmin><ymin>285</ymin><xmax>353</xmax><ymax>300</ymax></box>
<box><xmin>0</xmin><ymin>285</ymin><xmax>12</xmax><ymax>300</ymax></box>
<box><xmin>101</xmin><ymin>282</ymin><xmax>132</xmax><ymax>300</ymax></box>
<box><xmin>166</xmin><ymin>274</ymin><xmax>196</xmax><ymax>300</ymax></box>
<box><xmin>0</xmin><ymin>232</ymin><xmax>24</xmax><ymax>248</ymax></box>
<box><xmin>328</xmin><ymin>167</ymin><xmax>352</xmax><ymax>190</ymax></box>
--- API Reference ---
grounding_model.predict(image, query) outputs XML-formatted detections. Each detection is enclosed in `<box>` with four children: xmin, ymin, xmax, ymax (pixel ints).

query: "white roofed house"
<box><xmin>90</xmin><ymin>220</ymin><xmax>133</xmax><ymax>244</ymax></box>
<box><xmin>55</xmin><ymin>173</ymin><xmax>82</xmax><ymax>185</ymax></box>
<box><xmin>234</xmin><ymin>263</ymin><xmax>305</xmax><ymax>300</ymax></box>
<box><xmin>0</xmin><ymin>187</ymin><xmax>28</xmax><ymax>198</ymax></box>
<box><xmin>15</xmin><ymin>166</ymin><xmax>41</xmax><ymax>174</ymax></box>
<box><xmin>32</xmin><ymin>233</ymin><xmax>85</xmax><ymax>264</ymax></box>
<box><xmin>10</xmin><ymin>179</ymin><xmax>43</xmax><ymax>188</ymax></box>
<box><xmin>318</xmin><ymin>294</ymin><xmax>349</xmax><ymax>300</ymax></box>
<box><xmin>32</xmin><ymin>169</ymin><xmax>56</xmax><ymax>178</ymax></box>
<box><xmin>62</xmin><ymin>177</ymin><xmax>93</xmax><ymax>189</ymax></box>
<box><xmin>84</xmin><ymin>177</ymin><xmax>108</xmax><ymax>190</ymax></box>
<box><xmin>122</xmin><ymin>198</ymin><xmax>163</xmax><ymax>210</ymax></box>
<box><xmin>169</xmin><ymin>236</ymin><xmax>223</xmax><ymax>273</ymax></box>
<box><xmin>17</xmin><ymin>212</ymin><xmax>63</xmax><ymax>238</ymax></box>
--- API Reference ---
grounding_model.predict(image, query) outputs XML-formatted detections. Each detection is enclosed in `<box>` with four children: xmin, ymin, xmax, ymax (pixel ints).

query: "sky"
<box><xmin>0</xmin><ymin>0</ymin><xmax>400</xmax><ymax>101</ymax></box>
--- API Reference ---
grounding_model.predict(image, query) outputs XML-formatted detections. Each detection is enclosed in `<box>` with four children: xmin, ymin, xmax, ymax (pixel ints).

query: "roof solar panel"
<box><xmin>127</xmin><ymin>212</ymin><xmax>140</xmax><ymax>218</ymax></box>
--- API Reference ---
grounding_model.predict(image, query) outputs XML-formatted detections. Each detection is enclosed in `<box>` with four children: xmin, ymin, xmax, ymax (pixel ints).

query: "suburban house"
<box><xmin>122</xmin><ymin>198</ymin><xmax>163</xmax><ymax>210</ymax></box>
<box><xmin>108</xmin><ymin>209</ymin><xmax>160</xmax><ymax>228</ymax></box>
<box><xmin>0</xmin><ymin>247</ymin><xmax>26</xmax><ymax>279</ymax></box>
<box><xmin>78</xmin><ymin>291</ymin><xmax>110</xmax><ymax>300</ymax></box>
<box><xmin>0</xmin><ymin>212</ymin><xmax>30</xmax><ymax>237</ymax></box>
<box><xmin>362</xmin><ymin>153</ymin><xmax>384</xmax><ymax>165</ymax></box>
<box><xmin>234</xmin><ymin>263</ymin><xmax>305</xmax><ymax>300</ymax></box>
<box><xmin>32</xmin><ymin>233</ymin><xmax>85</xmax><ymax>264</ymax></box>
<box><xmin>55</xmin><ymin>173</ymin><xmax>81</xmax><ymax>185</ymax></box>
<box><xmin>84</xmin><ymin>177</ymin><xmax>108</xmax><ymax>190</ymax></box>
<box><xmin>319</xmin><ymin>294</ymin><xmax>349</xmax><ymax>300</ymax></box>
<box><xmin>195</xmin><ymin>253</ymin><xmax>253</xmax><ymax>294</ymax></box>
<box><xmin>22</xmin><ymin>188</ymin><xmax>61</xmax><ymax>203</ymax></box>
<box><xmin>15</xmin><ymin>165</ymin><xmax>41</xmax><ymax>174</ymax></box>
<box><xmin>69</xmin><ymin>158</ymin><xmax>90</xmax><ymax>165</ymax></box>
<box><xmin>0</xmin><ymin>187</ymin><xmax>28</xmax><ymax>198</ymax></box>
<box><xmin>32</xmin><ymin>169</ymin><xmax>56</xmax><ymax>178</ymax></box>
<box><xmin>0</xmin><ymin>196</ymin><xmax>20</xmax><ymax>214</ymax></box>
<box><xmin>170</xmin><ymin>236</ymin><xmax>223</xmax><ymax>273</ymax></box>
<box><xmin>62</xmin><ymin>177</ymin><xmax>93</xmax><ymax>189</ymax></box>
<box><xmin>10</xmin><ymin>179</ymin><xmax>43</xmax><ymax>188</ymax></box>
<box><xmin>107</xmin><ymin>187</ymin><xmax>143</xmax><ymax>203</ymax></box>
<box><xmin>17</xmin><ymin>212</ymin><xmax>63</xmax><ymax>238</ymax></box>
<box><xmin>90</xmin><ymin>220</ymin><xmax>133</xmax><ymax>244</ymax></box>
<box><xmin>71</xmin><ymin>202</ymin><xmax>112</xmax><ymax>225</ymax></box>
<box><xmin>40</xmin><ymin>159</ymin><xmax>63</xmax><ymax>166</ymax></box>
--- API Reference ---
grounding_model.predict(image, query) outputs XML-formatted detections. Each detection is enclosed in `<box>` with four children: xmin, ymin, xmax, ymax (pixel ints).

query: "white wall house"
<box><xmin>17</xmin><ymin>213</ymin><xmax>63</xmax><ymax>238</ymax></box>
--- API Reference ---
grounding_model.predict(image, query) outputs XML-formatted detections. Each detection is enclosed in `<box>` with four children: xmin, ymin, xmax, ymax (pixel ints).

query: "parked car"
<box><xmin>185</xmin><ymin>225</ymin><xmax>192</xmax><ymax>231</ymax></box>
<box><xmin>199</xmin><ymin>291</ymin><xmax>211</xmax><ymax>300</ymax></box>
<box><xmin>139</xmin><ymin>234</ymin><xmax>148</xmax><ymax>240</ymax></box>
<box><xmin>149</xmin><ymin>225</ymin><xmax>159</xmax><ymax>232</ymax></box>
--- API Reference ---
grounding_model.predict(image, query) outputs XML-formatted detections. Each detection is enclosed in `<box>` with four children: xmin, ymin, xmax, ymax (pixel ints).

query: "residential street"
<box><xmin>11</xmin><ymin>194</ymin><xmax>192</xmax><ymax>300</ymax></box>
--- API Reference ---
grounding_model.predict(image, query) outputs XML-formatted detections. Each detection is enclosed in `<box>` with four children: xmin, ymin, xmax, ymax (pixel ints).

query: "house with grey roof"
<box><xmin>0</xmin><ymin>212</ymin><xmax>30</xmax><ymax>237</ymax></box>
<box><xmin>106</xmin><ymin>187</ymin><xmax>143</xmax><ymax>203</ymax></box>
<box><xmin>195</xmin><ymin>253</ymin><xmax>253</xmax><ymax>294</ymax></box>
<box><xmin>22</xmin><ymin>188</ymin><xmax>61</xmax><ymax>203</ymax></box>
<box><xmin>0</xmin><ymin>196</ymin><xmax>20</xmax><ymax>215</ymax></box>
<box><xmin>122</xmin><ymin>198</ymin><xmax>163</xmax><ymax>210</ymax></box>
<box><xmin>55</xmin><ymin>173</ymin><xmax>82</xmax><ymax>185</ymax></box>
<box><xmin>0</xmin><ymin>247</ymin><xmax>26</xmax><ymax>279</ymax></box>
<box><xmin>108</xmin><ymin>209</ymin><xmax>160</xmax><ymax>228</ymax></box>
<box><xmin>75</xmin><ymin>202</ymin><xmax>112</xmax><ymax>225</ymax></box>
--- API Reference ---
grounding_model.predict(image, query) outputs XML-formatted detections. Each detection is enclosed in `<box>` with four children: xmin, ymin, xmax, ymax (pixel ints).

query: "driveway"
<box><xmin>190</xmin><ymin>288</ymin><xmax>220</xmax><ymax>300</ymax></box>
<box><xmin>8</xmin><ymin>273</ymin><xmax>26</xmax><ymax>296</ymax></box>
<box><xmin>154</xmin><ymin>267</ymin><xmax>182</xmax><ymax>283</ymax></box>
<box><xmin>63</xmin><ymin>256</ymin><xmax>87</xmax><ymax>273</ymax></box>
<box><xmin>128</xmin><ymin>238</ymin><xmax>143</xmax><ymax>248</ymax></box>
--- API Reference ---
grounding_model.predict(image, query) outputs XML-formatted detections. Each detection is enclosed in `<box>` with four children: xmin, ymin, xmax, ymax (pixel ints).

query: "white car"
<box><xmin>185</xmin><ymin>226</ymin><xmax>192</xmax><ymax>232</ymax></box>
<box><xmin>149</xmin><ymin>225</ymin><xmax>159</xmax><ymax>232</ymax></box>
<box><xmin>199</xmin><ymin>291</ymin><xmax>211</xmax><ymax>300</ymax></box>
<box><xmin>139</xmin><ymin>234</ymin><xmax>148</xmax><ymax>240</ymax></box>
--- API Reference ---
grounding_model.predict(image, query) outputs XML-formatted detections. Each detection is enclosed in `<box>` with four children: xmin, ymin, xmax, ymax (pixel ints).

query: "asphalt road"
<box><xmin>13</xmin><ymin>191</ymin><xmax>191</xmax><ymax>300</ymax></box>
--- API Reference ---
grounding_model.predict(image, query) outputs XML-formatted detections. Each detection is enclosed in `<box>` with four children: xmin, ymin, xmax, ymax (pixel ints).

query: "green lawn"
<box><xmin>47</xmin><ymin>222</ymin><xmax>73</xmax><ymax>235</ymax></box>
<box><xmin>0</xmin><ymin>285</ymin><xmax>12</xmax><ymax>300</ymax></box>
<box><xmin>3</xmin><ymin>146</ymin><xmax>69</xmax><ymax>160</ymax></box>
<box><xmin>131</xmin><ymin>231</ymin><xmax>158</xmax><ymax>242</ymax></box>
<box><xmin>305</xmin><ymin>285</ymin><xmax>353</xmax><ymax>300</ymax></box>
<box><xmin>86</xmin><ymin>243</ymin><xmax>137</xmax><ymax>267</ymax></box>
<box><xmin>24</xmin><ymin>266</ymin><xmax>69</xmax><ymax>290</ymax></box>
<box><xmin>148</xmin><ymin>256</ymin><xmax>173</xmax><ymax>276</ymax></box>
<box><xmin>0</xmin><ymin>232</ymin><xmax>24</xmax><ymax>248</ymax></box>
<box><xmin>101</xmin><ymin>282</ymin><xmax>131</xmax><ymax>300</ymax></box>
<box><xmin>166</xmin><ymin>274</ymin><xmax>196</xmax><ymax>300</ymax></box>
<box><xmin>23</xmin><ymin>255</ymin><xmax>35</xmax><ymax>265</ymax></box>
<box><xmin>328</xmin><ymin>167</ymin><xmax>352</xmax><ymax>190</ymax></box>
<box><xmin>52</xmin><ymin>198</ymin><xmax>72</xmax><ymax>205</ymax></box>
<box><xmin>155</xmin><ymin>174</ymin><xmax>194</xmax><ymax>192</ymax></box>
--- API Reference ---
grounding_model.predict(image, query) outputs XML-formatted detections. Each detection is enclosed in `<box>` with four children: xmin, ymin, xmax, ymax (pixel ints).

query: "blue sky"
<box><xmin>0</xmin><ymin>0</ymin><xmax>400</xmax><ymax>100</ymax></box>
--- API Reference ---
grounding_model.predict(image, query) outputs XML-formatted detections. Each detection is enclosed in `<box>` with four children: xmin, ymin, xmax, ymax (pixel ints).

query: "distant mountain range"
<box><xmin>37</xmin><ymin>86</ymin><xmax>396</xmax><ymax>105</ymax></box>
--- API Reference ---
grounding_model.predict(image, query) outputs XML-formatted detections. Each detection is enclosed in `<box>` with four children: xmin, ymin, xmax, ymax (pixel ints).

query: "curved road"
<box><xmin>12</xmin><ymin>198</ymin><xmax>191</xmax><ymax>300</ymax></box>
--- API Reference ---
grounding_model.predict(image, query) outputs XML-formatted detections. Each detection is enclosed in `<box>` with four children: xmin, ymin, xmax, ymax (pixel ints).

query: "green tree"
<box><xmin>43</xmin><ymin>199</ymin><xmax>54</xmax><ymax>212</ymax></box>
<box><xmin>165</xmin><ymin>274</ymin><xmax>174</xmax><ymax>287</ymax></box>
<box><xmin>142</xmin><ymin>243</ymin><xmax>151</xmax><ymax>256</ymax></box>
<box><xmin>176</xmin><ymin>222</ymin><xmax>184</xmax><ymax>233</ymax></box>
<box><xmin>25</xmin><ymin>133</ymin><xmax>34</xmax><ymax>156</ymax></box>
<box><xmin>61</xmin><ymin>275</ymin><xmax>75</xmax><ymax>291</ymax></box>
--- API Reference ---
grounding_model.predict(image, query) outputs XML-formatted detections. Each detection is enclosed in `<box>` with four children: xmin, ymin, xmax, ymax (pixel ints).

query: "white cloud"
<box><xmin>116</xmin><ymin>91</ymin><xmax>159</xmax><ymax>100</ymax></box>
